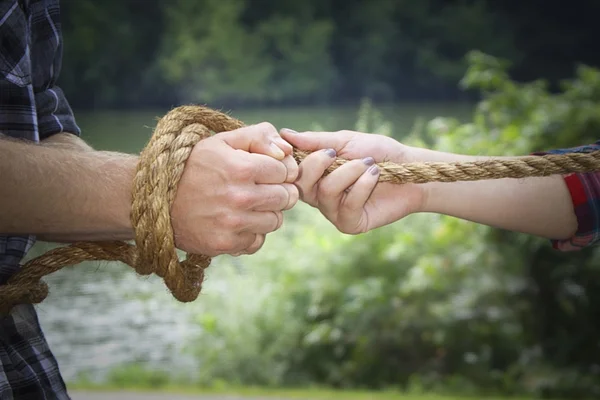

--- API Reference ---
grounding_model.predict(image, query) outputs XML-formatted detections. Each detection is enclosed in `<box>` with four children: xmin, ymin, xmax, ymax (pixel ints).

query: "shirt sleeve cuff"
<box><xmin>35</xmin><ymin>85</ymin><xmax>81</xmax><ymax>139</ymax></box>
<box><xmin>549</xmin><ymin>173</ymin><xmax>597</xmax><ymax>251</ymax></box>
<box><xmin>531</xmin><ymin>141</ymin><xmax>600</xmax><ymax>251</ymax></box>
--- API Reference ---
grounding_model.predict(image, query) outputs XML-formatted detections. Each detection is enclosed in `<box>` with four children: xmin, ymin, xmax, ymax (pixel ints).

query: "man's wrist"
<box><xmin>103</xmin><ymin>153</ymin><xmax>138</xmax><ymax>239</ymax></box>
<box><xmin>40</xmin><ymin>150</ymin><xmax>139</xmax><ymax>242</ymax></box>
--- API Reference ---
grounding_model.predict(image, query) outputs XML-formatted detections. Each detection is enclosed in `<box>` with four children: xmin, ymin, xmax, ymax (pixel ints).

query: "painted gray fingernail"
<box><xmin>281</xmin><ymin>128</ymin><xmax>298</xmax><ymax>134</ymax></box>
<box><xmin>363</xmin><ymin>157</ymin><xmax>375</xmax><ymax>166</ymax></box>
<box><xmin>324</xmin><ymin>148</ymin><xmax>336</xmax><ymax>158</ymax></box>
<box><xmin>369</xmin><ymin>165</ymin><xmax>379</xmax><ymax>175</ymax></box>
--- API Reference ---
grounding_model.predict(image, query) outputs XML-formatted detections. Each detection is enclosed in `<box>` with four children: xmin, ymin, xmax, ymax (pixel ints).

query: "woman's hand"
<box><xmin>280</xmin><ymin>129</ymin><xmax>426</xmax><ymax>234</ymax></box>
<box><xmin>281</xmin><ymin>128</ymin><xmax>579</xmax><ymax>242</ymax></box>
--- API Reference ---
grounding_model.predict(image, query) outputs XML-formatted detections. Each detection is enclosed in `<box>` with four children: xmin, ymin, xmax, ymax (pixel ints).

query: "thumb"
<box><xmin>219</xmin><ymin>122</ymin><xmax>292</xmax><ymax>160</ymax></box>
<box><xmin>280</xmin><ymin>128</ymin><xmax>352</xmax><ymax>152</ymax></box>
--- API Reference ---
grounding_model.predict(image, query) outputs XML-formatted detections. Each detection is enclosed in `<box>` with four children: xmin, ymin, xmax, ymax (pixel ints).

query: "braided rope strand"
<box><xmin>292</xmin><ymin>150</ymin><xmax>600</xmax><ymax>184</ymax></box>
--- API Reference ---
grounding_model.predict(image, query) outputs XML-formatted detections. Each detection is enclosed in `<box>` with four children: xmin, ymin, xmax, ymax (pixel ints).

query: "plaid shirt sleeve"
<box><xmin>532</xmin><ymin>140</ymin><xmax>600</xmax><ymax>251</ymax></box>
<box><xmin>0</xmin><ymin>1</ymin><xmax>78</xmax><ymax>399</ymax></box>
<box><xmin>29</xmin><ymin>0</ymin><xmax>80</xmax><ymax>140</ymax></box>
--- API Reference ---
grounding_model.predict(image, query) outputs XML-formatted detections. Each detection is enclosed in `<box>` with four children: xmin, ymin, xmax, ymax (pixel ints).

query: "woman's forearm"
<box><xmin>0</xmin><ymin>135</ymin><xmax>136</xmax><ymax>242</ymax></box>
<box><xmin>408</xmin><ymin>146</ymin><xmax>578</xmax><ymax>240</ymax></box>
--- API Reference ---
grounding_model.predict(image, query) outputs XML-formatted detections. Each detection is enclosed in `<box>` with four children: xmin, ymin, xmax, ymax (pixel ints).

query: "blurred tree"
<box><xmin>58</xmin><ymin>0</ymin><xmax>600</xmax><ymax>111</ymax></box>
<box><xmin>157</xmin><ymin>0</ymin><xmax>271</xmax><ymax>105</ymax></box>
<box><xmin>157</xmin><ymin>0</ymin><xmax>336</xmax><ymax>106</ymax></box>
<box><xmin>60</xmin><ymin>0</ymin><xmax>171</xmax><ymax>109</ymax></box>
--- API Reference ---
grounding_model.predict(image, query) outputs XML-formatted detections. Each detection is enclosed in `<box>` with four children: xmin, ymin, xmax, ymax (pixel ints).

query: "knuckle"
<box><xmin>317</xmin><ymin>182</ymin><xmax>336</xmax><ymax>198</ymax></box>
<box><xmin>210</xmin><ymin>235</ymin><xmax>237</xmax><ymax>254</ymax></box>
<box><xmin>285</xmin><ymin>158</ymin><xmax>299</xmax><ymax>182</ymax></box>
<box><xmin>256</xmin><ymin>121</ymin><xmax>277</xmax><ymax>134</ymax></box>
<box><xmin>231</xmin><ymin>160</ymin><xmax>254</xmax><ymax>181</ymax></box>
<box><xmin>274</xmin><ymin>212</ymin><xmax>284</xmax><ymax>230</ymax></box>
<box><xmin>270</xmin><ymin>161</ymin><xmax>288</xmax><ymax>183</ymax></box>
<box><xmin>221</xmin><ymin>213</ymin><xmax>245</xmax><ymax>230</ymax></box>
<box><xmin>229</xmin><ymin>189</ymin><xmax>254</xmax><ymax>209</ymax></box>
<box><xmin>275</xmin><ymin>187</ymin><xmax>290</xmax><ymax>206</ymax></box>
<box><xmin>285</xmin><ymin>184</ymin><xmax>299</xmax><ymax>209</ymax></box>
<box><xmin>245</xmin><ymin>235</ymin><xmax>265</xmax><ymax>254</ymax></box>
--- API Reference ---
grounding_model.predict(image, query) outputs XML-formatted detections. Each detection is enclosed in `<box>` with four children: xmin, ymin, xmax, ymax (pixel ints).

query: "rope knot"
<box><xmin>0</xmin><ymin>106</ymin><xmax>244</xmax><ymax>314</ymax></box>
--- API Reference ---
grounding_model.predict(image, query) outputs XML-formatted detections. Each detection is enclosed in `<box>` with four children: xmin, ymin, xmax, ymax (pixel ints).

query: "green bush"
<box><xmin>183</xmin><ymin>52</ymin><xmax>600</xmax><ymax>399</ymax></box>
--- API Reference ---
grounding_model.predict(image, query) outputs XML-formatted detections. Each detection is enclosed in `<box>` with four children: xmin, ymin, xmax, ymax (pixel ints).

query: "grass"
<box><xmin>69</xmin><ymin>384</ymin><xmax>536</xmax><ymax>400</ymax></box>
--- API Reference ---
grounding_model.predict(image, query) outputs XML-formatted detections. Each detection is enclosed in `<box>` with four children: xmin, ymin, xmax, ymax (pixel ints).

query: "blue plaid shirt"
<box><xmin>0</xmin><ymin>0</ymin><xmax>80</xmax><ymax>399</ymax></box>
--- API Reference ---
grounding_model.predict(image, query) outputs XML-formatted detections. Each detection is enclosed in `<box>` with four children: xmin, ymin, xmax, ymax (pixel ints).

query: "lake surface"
<box><xmin>31</xmin><ymin>103</ymin><xmax>472</xmax><ymax>384</ymax></box>
<box><xmin>72</xmin><ymin>103</ymin><xmax>472</xmax><ymax>153</ymax></box>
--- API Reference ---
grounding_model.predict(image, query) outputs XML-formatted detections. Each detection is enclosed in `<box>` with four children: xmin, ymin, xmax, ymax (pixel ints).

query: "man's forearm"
<box><xmin>408</xmin><ymin>146</ymin><xmax>578</xmax><ymax>240</ymax></box>
<box><xmin>1</xmin><ymin>136</ymin><xmax>136</xmax><ymax>242</ymax></box>
<box><xmin>41</xmin><ymin>132</ymin><xmax>94</xmax><ymax>152</ymax></box>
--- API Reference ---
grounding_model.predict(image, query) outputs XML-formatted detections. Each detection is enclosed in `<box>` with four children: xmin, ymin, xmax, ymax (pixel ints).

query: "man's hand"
<box><xmin>172</xmin><ymin>123</ymin><xmax>299</xmax><ymax>256</ymax></box>
<box><xmin>280</xmin><ymin>129</ymin><xmax>425</xmax><ymax>234</ymax></box>
<box><xmin>1</xmin><ymin>122</ymin><xmax>298</xmax><ymax>256</ymax></box>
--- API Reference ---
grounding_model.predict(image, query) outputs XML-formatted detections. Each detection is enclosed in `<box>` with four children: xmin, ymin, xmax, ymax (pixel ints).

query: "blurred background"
<box><xmin>30</xmin><ymin>0</ymin><xmax>600</xmax><ymax>398</ymax></box>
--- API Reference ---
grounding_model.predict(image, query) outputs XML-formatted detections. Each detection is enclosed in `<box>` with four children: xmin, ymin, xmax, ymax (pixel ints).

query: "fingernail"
<box><xmin>324</xmin><ymin>148</ymin><xmax>336</xmax><ymax>158</ymax></box>
<box><xmin>369</xmin><ymin>165</ymin><xmax>379</xmax><ymax>175</ymax></box>
<box><xmin>363</xmin><ymin>157</ymin><xmax>375</xmax><ymax>166</ymax></box>
<box><xmin>281</xmin><ymin>128</ymin><xmax>298</xmax><ymax>134</ymax></box>
<box><xmin>270</xmin><ymin>142</ymin><xmax>285</xmax><ymax>159</ymax></box>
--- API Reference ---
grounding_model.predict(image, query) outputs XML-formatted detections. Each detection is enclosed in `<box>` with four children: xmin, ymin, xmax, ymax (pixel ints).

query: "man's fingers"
<box><xmin>240</xmin><ymin>234</ymin><xmax>266</xmax><ymax>255</ymax></box>
<box><xmin>210</xmin><ymin>232</ymin><xmax>257</xmax><ymax>256</ymax></box>
<box><xmin>294</xmin><ymin>148</ymin><xmax>338</xmax><ymax>205</ymax></box>
<box><xmin>280</xmin><ymin>128</ymin><xmax>355</xmax><ymax>152</ymax></box>
<box><xmin>244</xmin><ymin>153</ymin><xmax>289</xmax><ymax>184</ymax></box>
<box><xmin>251</xmin><ymin>184</ymin><xmax>299</xmax><ymax>212</ymax></box>
<box><xmin>220</xmin><ymin>122</ymin><xmax>292</xmax><ymax>160</ymax></box>
<box><xmin>233</xmin><ymin>210</ymin><xmax>282</xmax><ymax>235</ymax></box>
<box><xmin>283</xmin><ymin>183</ymin><xmax>300</xmax><ymax>210</ymax></box>
<box><xmin>282</xmin><ymin>154</ymin><xmax>299</xmax><ymax>183</ymax></box>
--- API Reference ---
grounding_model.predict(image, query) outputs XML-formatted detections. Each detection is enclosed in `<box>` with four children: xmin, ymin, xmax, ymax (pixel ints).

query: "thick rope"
<box><xmin>298</xmin><ymin>149</ymin><xmax>600</xmax><ymax>184</ymax></box>
<box><xmin>1</xmin><ymin>105</ymin><xmax>600</xmax><ymax>314</ymax></box>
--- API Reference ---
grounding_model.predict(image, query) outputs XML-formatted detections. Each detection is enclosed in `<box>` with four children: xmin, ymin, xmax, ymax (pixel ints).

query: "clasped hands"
<box><xmin>171</xmin><ymin>122</ymin><xmax>425</xmax><ymax>257</ymax></box>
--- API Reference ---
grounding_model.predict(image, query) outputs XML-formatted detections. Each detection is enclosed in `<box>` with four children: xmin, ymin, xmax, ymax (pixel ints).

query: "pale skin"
<box><xmin>0</xmin><ymin>123</ymin><xmax>299</xmax><ymax>257</ymax></box>
<box><xmin>280</xmin><ymin>128</ymin><xmax>578</xmax><ymax>241</ymax></box>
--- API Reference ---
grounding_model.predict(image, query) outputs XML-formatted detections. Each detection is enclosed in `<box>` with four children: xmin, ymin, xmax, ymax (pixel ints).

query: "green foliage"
<box><xmin>58</xmin><ymin>0</ymin><xmax>599</xmax><ymax>109</ymax></box>
<box><xmin>396</xmin><ymin>1</ymin><xmax>521</xmax><ymax>88</ymax></box>
<box><xmin>158</xmin><ymin>0</ymin><xmax>271</xmax><ymax>104</ymax></box>
<box><xmin>157</xmin><ymin>0</ymin><xmax>337</xmax><ymax>105</ymax></box>
<box><xmin>173</xmin><ymin>53</ymin><xmax>600</xmax><ymax>399</ymax></box>
<box><xmin>104</xmin><ymin>364</ymin><xmax>172</xmax><ymax>389</ymax></box>
<box><xmin>60</xmin><ymin>1</ymin><xmax>171</xmax><ymax>108</ymax></box>
<box><xmin>459</xmin><ymin>51</ymin><xmax>600</xmax><ymax>151</ymax></box>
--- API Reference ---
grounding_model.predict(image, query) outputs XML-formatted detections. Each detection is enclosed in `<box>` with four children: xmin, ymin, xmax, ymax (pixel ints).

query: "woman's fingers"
<box><xmin>294</xmin><ymin>148</ymin><xmax>338</xmax><ymax>206</ymax></box>
<box><xmin>316</xmin><ymin>157</ymin><xmax>375</xmax><ymax>218</ymax></box>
